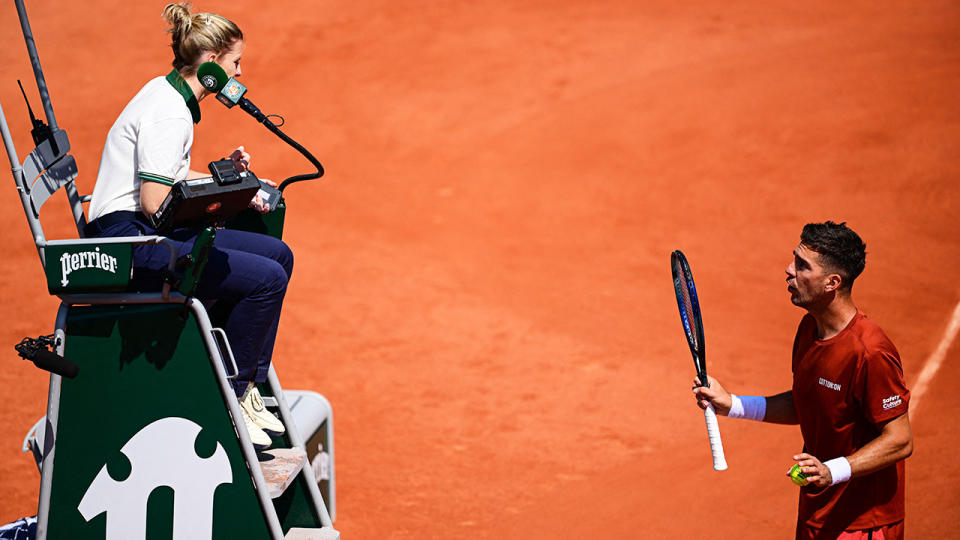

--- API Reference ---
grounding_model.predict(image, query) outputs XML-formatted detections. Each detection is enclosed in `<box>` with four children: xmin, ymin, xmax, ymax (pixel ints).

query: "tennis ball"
<box><xmin>788</xmin><ymin>463</ymin><xmax>809</xmax><ymax>486</ymax></box>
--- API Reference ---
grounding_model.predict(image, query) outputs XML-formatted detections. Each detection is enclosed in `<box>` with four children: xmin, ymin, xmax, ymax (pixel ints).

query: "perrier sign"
<box><xmin>44</xmin><ymin>243</ymin><xmax>132</xmax><ymax>294</ymax></box>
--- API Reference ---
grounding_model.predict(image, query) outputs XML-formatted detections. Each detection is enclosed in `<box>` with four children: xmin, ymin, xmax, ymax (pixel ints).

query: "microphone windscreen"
<box><xmin>32</xmin><ymin>349</ymin><xmax>79</xmax><ymax>379</ymax></box>
<box><xmin>197</xmin><ymin>62</ymin><xmax>228</xmax><ymax>92</ymax></box>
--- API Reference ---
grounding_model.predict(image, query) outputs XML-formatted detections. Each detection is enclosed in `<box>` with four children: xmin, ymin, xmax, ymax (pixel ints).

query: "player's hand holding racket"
<box><xmin>671</xmin><ymin>250</ymin><xmax>728</xmax><ymax>471</ymax></box>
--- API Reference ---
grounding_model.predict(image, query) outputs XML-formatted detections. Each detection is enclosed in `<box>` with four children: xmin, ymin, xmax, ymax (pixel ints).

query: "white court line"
<box><xmin>909</xmin><ymin>299</ymin><xmax>960</xmax><ymax>415</ymax></box>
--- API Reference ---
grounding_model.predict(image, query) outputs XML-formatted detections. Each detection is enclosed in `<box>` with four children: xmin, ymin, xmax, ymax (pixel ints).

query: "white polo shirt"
<box><xmin>88</xmin><ymin>70</ymin><xmax>201</xmax><ymax>221</ymax></box>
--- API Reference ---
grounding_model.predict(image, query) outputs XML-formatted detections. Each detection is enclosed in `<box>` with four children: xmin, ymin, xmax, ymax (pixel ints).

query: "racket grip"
<box><xmin>703</xmin><ymin>405</ymin><xmax>728</xmax><ymax>471</ymax></box>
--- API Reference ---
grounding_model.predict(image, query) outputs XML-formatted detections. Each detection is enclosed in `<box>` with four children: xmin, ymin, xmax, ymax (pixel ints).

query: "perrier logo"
<box><xmin>60</xmin><ymin>247</ymin><xmax>119</xmax><ymax>287</ymax></box>
<box><xmin>44</xmin><ymin>243</ymin><xmax>130</xmax><ymax>293</ymax></box>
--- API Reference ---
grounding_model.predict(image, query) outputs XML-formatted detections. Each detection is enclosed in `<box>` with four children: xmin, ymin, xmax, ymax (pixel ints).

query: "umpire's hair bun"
<box><xmin>162</xmin><ymin>2</ymin><xmax>193</xmax><ymax>38</ymax></box>
<box><xmin>160</xmin><ymin>2</ymin><xmax>243</xmax><ymax>76</ymax></box>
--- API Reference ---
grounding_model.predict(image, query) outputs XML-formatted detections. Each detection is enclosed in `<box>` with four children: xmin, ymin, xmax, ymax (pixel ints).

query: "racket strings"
<box><xmin>674</xmin><ymin>261</ymin><xmax>700</xmax><ymax>351</ymax></box>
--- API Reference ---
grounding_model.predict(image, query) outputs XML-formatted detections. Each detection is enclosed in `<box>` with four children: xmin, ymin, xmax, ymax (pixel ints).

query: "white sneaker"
<box><xmin>241</xmin><ymin>406</ymin><xmax>272</xmax><ymax>449</ymax></box>
<box><xmin>240</xmin><ymin>382</ymin><xmax>286</xmax><ymax>436</ymax></box>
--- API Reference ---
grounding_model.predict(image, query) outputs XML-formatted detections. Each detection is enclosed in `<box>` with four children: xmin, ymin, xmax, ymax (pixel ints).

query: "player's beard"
<box><xmin>788</xmin><ymin>285</ymin><xmax>806</xmax><ymax>307</ymax></box>
<box><xmin>788</xmin><ymin>283</ymin><xmax>832</xmax><ymax>311</ymax></box>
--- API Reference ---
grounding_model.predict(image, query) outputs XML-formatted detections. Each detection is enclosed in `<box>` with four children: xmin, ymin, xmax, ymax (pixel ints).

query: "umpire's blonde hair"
<box><xmin>162</xmin><ymin>2</ymin><xmax>243</xmax><ymax>76</ymax></box>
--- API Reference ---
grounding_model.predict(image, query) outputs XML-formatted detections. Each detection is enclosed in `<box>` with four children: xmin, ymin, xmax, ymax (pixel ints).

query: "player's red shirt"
<box><xmin>791</xmin><ymin>310</ymin><xmax>910</xmax><ymax>530</ymax></box>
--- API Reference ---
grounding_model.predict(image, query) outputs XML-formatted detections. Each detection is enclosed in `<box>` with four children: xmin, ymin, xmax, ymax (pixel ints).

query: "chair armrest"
<box><xmin>41</xmin><ymin>236</ymin><xmax>179</xmax><ymax>296</ymax></box>
<box><xmin>177</xmin><ymin>227</ymin><xmax>216</xmax><ymax>297</ymax></box>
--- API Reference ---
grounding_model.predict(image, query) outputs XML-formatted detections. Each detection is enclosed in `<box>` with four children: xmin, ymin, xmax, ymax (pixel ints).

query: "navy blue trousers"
<box><xmin>89</xmin><ymin>215</ymin><xmax>293</xmax><ymax>397</ymax></box>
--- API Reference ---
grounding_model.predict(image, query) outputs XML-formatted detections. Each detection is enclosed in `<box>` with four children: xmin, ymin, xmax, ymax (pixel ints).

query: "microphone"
<box><xmin>15</xmin><ymin>335</ymin><xmax>79</xmax><ymax>379</ymax></box>
<box><xmin>31</xmin><ymin>349</ymin><xmax>79</xmax><ymax>379</ymax></box>
<box><xmin>197</xmin><ymin>61</ymin><xmax>228</xmax><ymax>93</ymax></box>
<box><xmin>195</xmin><ymin>62</ymin><xmax>324</xmax><ymax>187</ymax></box>
<box><xmin>197</xmin><ymin>62</ymin><xmax>265</xmax><ymax>121</ymax></box>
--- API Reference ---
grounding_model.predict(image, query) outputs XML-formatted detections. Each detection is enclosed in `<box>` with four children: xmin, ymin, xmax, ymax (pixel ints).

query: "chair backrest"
<box><xmin>3</xmin><ymin>102</ymin><xmax>138</xmax><ymax>296</ymax></box>
<box><xmin>16</xmin><ymin>128</ymin><xmax>88</xmax><ymax>244</ymax></box>
<box><xmin>1</xmin><ymin>102</ymin><xmax>98</xmax><ymax>266</ymax></box>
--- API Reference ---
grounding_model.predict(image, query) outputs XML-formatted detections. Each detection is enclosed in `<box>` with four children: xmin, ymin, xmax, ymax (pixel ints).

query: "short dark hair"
<box><xmin>800</xmin><ymin>221</ymin><xmax>867</xmax><ymax>290</ymax></box>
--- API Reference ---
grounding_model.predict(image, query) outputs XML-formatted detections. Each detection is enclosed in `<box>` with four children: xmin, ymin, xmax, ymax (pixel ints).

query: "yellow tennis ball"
<box><xmin>788</xmin><ymin>463</ymin><xmax>809</xmax><ymax>486</ymax></box>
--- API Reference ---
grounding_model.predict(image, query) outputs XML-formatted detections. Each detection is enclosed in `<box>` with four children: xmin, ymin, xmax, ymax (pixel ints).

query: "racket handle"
<box><xmin>703</xmin><ymin>405</ymin><xmax>728</xmax><ymax>471</ymax></box>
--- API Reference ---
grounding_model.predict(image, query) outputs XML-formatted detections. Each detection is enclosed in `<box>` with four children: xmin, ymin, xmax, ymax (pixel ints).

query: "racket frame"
<box><xmin>671</xmin><ymin>249</ymin><xmax>728</xmax><ymax>471</ymax></box>
<box><xmin>671</xmin><ymin>250</ymin><xmax>708</xmax><ymax>387</ymax></box>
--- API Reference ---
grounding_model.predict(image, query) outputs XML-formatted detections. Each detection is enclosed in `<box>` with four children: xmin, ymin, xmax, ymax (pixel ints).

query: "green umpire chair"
<box><xmin>2</xmin><ymin>102</ymin><xmax>338</xmax><ymax>540</ymax></box>
<box><xmin>2</xmin><ymin>14</ymin><xmax>338</xmax><ymax>535</ymax></box>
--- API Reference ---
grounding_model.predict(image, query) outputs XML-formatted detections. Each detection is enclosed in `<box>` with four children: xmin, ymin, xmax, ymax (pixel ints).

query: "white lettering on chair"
<box><xmin>59</xmin><ymin>247</ymin><xmax>118</xmax><ymax>286</ymax></box>
<box><xmin>78</xmin><ymin>417</ymin><xmax>233</xmax><ymax>540</ymax></box>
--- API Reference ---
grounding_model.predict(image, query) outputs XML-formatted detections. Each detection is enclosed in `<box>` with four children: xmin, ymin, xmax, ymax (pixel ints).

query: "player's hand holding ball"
<box><xmin>789</xmin><ymin>453</ymin><xmax>832</xmax><ymax>487</ymax></box>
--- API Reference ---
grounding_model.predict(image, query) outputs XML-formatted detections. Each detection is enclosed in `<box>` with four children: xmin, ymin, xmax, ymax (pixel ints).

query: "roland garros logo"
<box><xmin>200</xmin><ymin>74</ymin><xmax>219</xmax><ymax>90</ymax></box>
<box><xmin>224</xmin><ymin>81</ymin><xmax>243</xmax><ymax>100</ymax></box>
<box><xmin>60</xmin><ymin>247</ymin><xmax>119</xmax><ymax>287</ymax></box>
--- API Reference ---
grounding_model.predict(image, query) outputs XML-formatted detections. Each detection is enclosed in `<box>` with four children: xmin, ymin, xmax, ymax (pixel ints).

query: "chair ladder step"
<box><xmin>284</xmin><ymin>526</ymin><xmax>340</xmax><ymax>539</ymax></box>
<box><xmin>259</xmin><ymin>446</ymin><xmax>307</xmax><ymax>498</ymax></box>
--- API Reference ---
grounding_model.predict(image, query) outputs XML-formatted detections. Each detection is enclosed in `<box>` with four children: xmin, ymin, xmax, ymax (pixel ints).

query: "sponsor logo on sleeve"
<box><xmin>882</xmin><ymin>394</ymin><xmax>903</xmax><ymax>410</ymax></box>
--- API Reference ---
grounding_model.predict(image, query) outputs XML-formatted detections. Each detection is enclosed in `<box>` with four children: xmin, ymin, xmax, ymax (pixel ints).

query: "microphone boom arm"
<box><xmin>238</xmin><ymin>97</ymin><xmax>323</xmax><ymax>193</ymax></box>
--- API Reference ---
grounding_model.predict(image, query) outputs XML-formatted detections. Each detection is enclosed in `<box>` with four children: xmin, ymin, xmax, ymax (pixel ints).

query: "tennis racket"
<box><xmin>671</xmin><ymin>250</ymin><xmax>728</xmax><ymax>471</ymax></box>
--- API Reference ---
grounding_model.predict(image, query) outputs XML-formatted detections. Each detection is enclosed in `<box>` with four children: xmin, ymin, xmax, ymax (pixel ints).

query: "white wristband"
<box><xmin>728</xmin><ymin>394</ymin><xmax>766</xmax><ymax>421</ymax></box>
<box><xmin>824</xmin><ymin>457</ymin><xmax>852</xmax><ymax>486</ymax></box>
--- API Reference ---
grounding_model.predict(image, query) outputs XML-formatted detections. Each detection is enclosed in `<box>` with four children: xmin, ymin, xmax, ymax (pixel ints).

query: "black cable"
<box><xmin>240</xmin><ymin>98</ymin><xmax>323</xmax><ymax>193</ymax></box>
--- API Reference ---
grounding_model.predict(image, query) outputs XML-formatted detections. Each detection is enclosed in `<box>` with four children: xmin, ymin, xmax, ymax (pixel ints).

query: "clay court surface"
<box><xmin>1</xmin><ymin>0</ymin><xmax>959</xmax><ymax>537</ymax></box>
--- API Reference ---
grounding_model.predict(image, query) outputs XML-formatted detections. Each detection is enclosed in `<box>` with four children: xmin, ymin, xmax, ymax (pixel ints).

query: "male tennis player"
<box><xmin>693</xmin><ymin>221</ymin><xmax>913</xmax><ymax>539</ymax></box>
